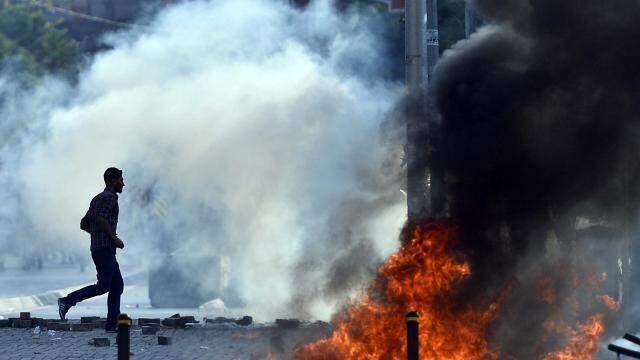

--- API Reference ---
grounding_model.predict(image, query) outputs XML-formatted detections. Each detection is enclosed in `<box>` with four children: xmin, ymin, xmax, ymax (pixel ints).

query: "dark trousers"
<box><xmin>65</xmin><ymin>247</ymin><xmax>123</xmax><ymax>329</ymax></box>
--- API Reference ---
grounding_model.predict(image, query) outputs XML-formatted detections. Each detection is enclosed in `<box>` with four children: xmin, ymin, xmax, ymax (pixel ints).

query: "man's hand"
<box><xmin>113</xmin><ymin>236</ymin><xmax>125</xmax><ymax>249</ymax></box>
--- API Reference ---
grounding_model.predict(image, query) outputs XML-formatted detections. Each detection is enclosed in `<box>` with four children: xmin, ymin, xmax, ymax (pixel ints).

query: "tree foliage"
<box><xmin>0</xmin><ymin>0</ymin><xmax>77</xmax><ymax>77</ymax></box>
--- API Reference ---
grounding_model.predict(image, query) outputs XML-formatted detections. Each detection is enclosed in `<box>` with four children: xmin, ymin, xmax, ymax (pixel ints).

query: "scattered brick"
<box><xmin>236</xmin><ymin>316</ymin><xmax>253</xmax><ymax>326</ymax></box>
<box><xmin>81</xmin><ymin>316</ymin><xmax>100</xmax><ymax>324</ymax></box>
<box><xmin>275</xmin><ymin>319</ymin><xmax>301</xmax><ymax>329</ymax></box>
<box><xmin>158</xmin><ymin>335</ymin><xmax>172</xmax><ymax>345</ymax></box>
<box><xmin>138</xmin><ymin>318</ymin><xmax>161</xmax><ymax>326</ymax></box>
<box><xmin>141</xmin><ymin>325</ymin><xmax>159</xmax><ymax>335</ymax></box>
<box><xmin>207</xmin><ymin>317</ymin><xmax>236</xmax><ymax>324</ymax></box>
<box><xmin>181</xmin><ymin>316</ymin><xmax>196</xmax><ymax>323</ymax></box>
<box><xmin>162</xmin><ymin>317</ymin><xmax>186</xmax><ymax>328</ymax></box>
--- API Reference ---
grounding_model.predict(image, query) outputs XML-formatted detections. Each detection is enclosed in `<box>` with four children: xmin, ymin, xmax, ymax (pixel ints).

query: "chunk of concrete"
<box><xmin>141</xmin><ymin>325</ymin><xmax>159</xmax><ymax>335</ymax></box>
<box><xmin>235</xmin><ymin>316</ymin><xmax>253</xmax><ymax>326</ymax></box>
<box><xmin>138</xmin><ymin>318</ymin><xmax>161</xmax><ymax>326</ymax></box>
<box><xmin>162</xmin><ymin>317</ymin><xmax>186</xmax><ymax>328</ymax></box>
<box><xmin>275</xmin><ymin>319</ymin><xmax>301</xmax><ymax>329</ymax></box>
<box><xmin>158</xmin><ymin>335</ymin><xmax>172</xmax><ymax>345</ymax></box>
<box><xmin>81</xmin><ymin>316</ymin><xmax>100</xmax><ymax>324</ymax></box>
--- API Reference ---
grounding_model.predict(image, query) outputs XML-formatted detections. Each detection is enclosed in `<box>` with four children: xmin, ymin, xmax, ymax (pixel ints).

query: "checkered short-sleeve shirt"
<box><xmin>89</xmin><ymin>188</ymin><xmax>119</xmax><ymax>252</ymax></box>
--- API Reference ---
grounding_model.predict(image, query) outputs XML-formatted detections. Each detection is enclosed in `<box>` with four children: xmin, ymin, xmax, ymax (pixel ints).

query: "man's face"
<box><xmin>113</xmin><ymin>176</ymin><xmax>125</xmax><ymax>194</ymax></box>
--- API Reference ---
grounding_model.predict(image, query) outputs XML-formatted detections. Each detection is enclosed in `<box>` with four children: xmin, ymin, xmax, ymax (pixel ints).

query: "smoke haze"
<box><xmin>0</xmin><ymin>0</ymin><xmax>406</xmax><ymax>320</ymax></box>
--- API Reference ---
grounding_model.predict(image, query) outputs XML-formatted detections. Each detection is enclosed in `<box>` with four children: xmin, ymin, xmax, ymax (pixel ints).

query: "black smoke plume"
<box><xmin>431</xmin><ymin>0</ymin><xmax>640</xmax><ymax>356</ymax></box>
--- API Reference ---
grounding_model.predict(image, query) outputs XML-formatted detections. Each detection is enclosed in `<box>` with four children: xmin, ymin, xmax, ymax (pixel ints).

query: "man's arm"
<box><xmin>95</xmin><ymin>216</ymin><xmax>124</xmax><ymax>248</ymax></box>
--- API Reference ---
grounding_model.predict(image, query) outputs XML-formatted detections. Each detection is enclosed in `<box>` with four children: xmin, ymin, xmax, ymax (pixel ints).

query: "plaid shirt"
<box><xmin>89</xmin><ymin>188</ymin><xmax>119</xmax><ymax>252</ymax></box>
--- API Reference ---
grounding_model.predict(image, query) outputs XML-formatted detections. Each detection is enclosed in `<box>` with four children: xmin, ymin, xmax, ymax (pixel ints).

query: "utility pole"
<box><xmin>405</xmin><ymin>0</ymin><xmax>428</xmax><ymax>222</ymax></box>
<box><xmin>405</xmin><ymin>0</ymin><xmax>441</xmax><ymax>222</ymax></box>
<box><xmin>425</xmin><ymin>0</ymin><xmax>439</xmax><ymax>83</ymax></box>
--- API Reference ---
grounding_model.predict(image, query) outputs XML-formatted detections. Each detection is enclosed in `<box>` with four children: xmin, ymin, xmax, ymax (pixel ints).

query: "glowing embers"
<box><xmin>295</xmin><ymin>224</ymin><xmax>501</xmax><ymax>360</ymax></box>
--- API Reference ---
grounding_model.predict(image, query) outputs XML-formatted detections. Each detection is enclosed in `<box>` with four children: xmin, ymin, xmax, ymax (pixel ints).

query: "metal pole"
<box><xmin>407</xmin><ymin>311</ymin><xmax>419</xmax><ymax>360</ymax></box>
<box><xmin>425</xmin><ymin>0</ymin><xmax>439</xmax><ymax>84</ymax></box>
<box><xmin>117</xmin><ymin>314</ymin><xmax>132</xmax><ymax>360</ymax></box>
<box><xmin>405</xmin><ymin>0</ymin><xmax>429</xmax><ymax>223</ymax></box>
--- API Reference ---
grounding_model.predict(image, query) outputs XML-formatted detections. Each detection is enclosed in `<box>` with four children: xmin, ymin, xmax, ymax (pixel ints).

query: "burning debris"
<box><xmin>296</xmin><ymin>224</ymin><xmax>617</xmax><ymax>359</ymax></box>
<box><xmin>297</xmin><ymin>0</ymin><xmax>640</xmax><ymax>356</ymax></box>
<box><xmin>296</xmin><ymin>224</ymin><xmax>502</xmax><ymax>359</ymax></box>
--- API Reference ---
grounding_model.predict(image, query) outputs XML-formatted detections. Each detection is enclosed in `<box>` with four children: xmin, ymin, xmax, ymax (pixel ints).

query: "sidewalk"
<box><xmin>0</xmin><ymin>323</ymin><xmax>330</xmax><ymax>360</ymax></box>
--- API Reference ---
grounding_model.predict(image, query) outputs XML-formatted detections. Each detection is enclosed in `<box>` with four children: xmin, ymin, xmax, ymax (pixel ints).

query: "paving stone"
<box><xmin>276</xmin><ymin>318</ymin><xmax>301</xmax><ymax>329</ymax></box>
<box><xmin>158</xmin><ymin>335</ymin><xmax>172</xmax><ymax>345</ymax></box>
<box><xmin>0</xmin><ymin>319</ymin><xmax>331</xmax><ymax>359</ymax></box>
<box><xmin>161</xmin><ymin>318</ymin><xmax>186</xmax><ymax>328</ymax></box>
<box><xmin>141</xmin><ymin>325</ymin><xmax>159</xmax><ymax>335</ymax></box>
<box><xmin>236</xmin><ymin>316</ymin><xmax>253</xmax><ymax>326</ymax></box>
<box><xmin>138</xmin><ymin>318</ymin><xmax>161</xmax><ymax>326</ymax></box>
<box><xmin>207</xmin><ymin>317</ymin><xmax>236</xmax><ymax>324</ymax></box>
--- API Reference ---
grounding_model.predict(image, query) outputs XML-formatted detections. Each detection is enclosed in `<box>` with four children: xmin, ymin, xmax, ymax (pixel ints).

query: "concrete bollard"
<box><xmin>117</xmin><ymin>314</ymin><xmax>132</xmax><ymax>360</ymax></box>
<box><xmin>406</xmin><ymin>311</ymin><xmax>419</xmax><ymax>360</ymax></box>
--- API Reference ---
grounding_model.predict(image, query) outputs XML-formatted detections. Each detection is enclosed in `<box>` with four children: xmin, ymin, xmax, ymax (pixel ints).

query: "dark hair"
<box><xmin>104</xmin><ymin>167</ymin><xmax>123</xmax><ymax>186</ymax></box>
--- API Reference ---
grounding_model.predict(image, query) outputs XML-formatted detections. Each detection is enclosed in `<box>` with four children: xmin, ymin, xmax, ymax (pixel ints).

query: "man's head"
<box><xmin>104</xmin><ymin>167</ymin><xmax>125</xmax><ymax>193</ymax></box>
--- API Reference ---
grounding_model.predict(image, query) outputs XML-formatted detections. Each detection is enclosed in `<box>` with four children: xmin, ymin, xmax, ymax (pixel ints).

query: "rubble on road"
<box><xmin>276</xmin><ymin>318</ymin><xmax>301</xmax><ymax>329</ymax></box>
<box><xmin>158</xmin><ymin>335</ymin><xmax>172</xmax><ymax>345</ymax></box>
<box><xmin>80</xmin><ymin>316</ymin><xmax>100</xmax><ymax>324</ymax></box>
<box><xmin>138</xmin><ymin>318</ymin><xmax>161</xmax><ymax>326</ymax></box>
<box><xmin>141</xmin><ymin>324</ymin><xmax>159</xmax><ymax>335</ymax></box>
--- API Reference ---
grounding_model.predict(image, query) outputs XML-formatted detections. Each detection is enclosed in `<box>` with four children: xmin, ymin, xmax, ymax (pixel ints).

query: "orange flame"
<box><xmin>540</xmin><ymin>315</ymin><xmax>605</xmax><ymax>360</ymax></box>
<box><xmin>295</xmin><ymin>224</ymin><xmax>501</xmax><ymax>360</ymax></box>
<box><xmin>598</xmin><ymin>295</ymin><xmax>620</xmax><ymax>312</ymax></box>
<box><xmin>296</xmin><ymin>223</ymin><xmax>610</xmax><ymax>360</ymax></box>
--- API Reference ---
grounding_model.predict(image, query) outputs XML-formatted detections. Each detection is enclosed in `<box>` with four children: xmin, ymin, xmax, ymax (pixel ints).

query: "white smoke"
<box><xmin>0</xmin><ymin>0</ymin><xmax>406</xmax><ymax>320</ymax></box>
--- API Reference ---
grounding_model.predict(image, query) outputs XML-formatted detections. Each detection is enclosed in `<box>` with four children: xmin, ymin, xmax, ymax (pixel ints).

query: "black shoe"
<box><xmin>57</xmin><ymin>298</ymin><xmax>69</xmax><ymax>321</ymax></box>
